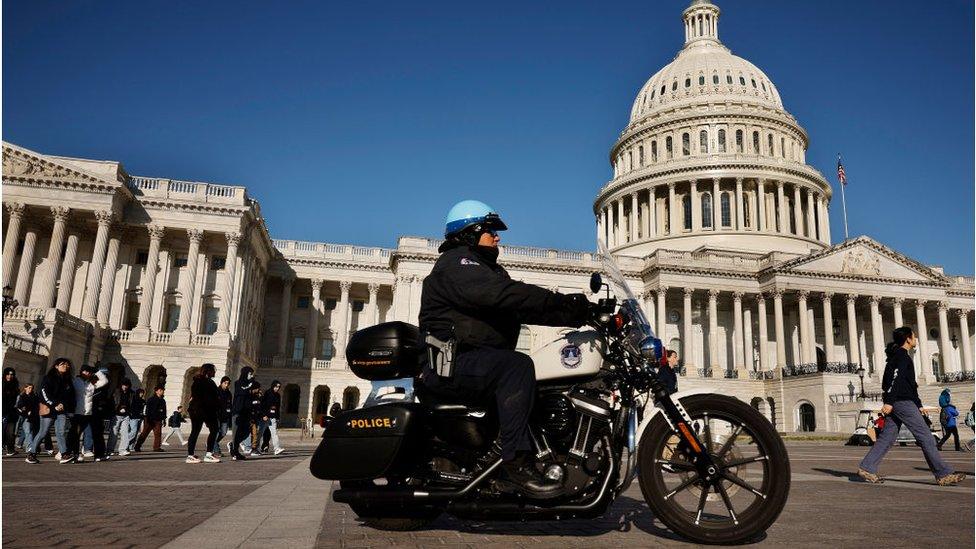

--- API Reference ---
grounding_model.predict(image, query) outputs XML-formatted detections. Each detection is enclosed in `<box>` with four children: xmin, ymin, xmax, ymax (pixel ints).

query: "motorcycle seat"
<box><xmin>415</xmin><ymin>381</ymin><xmax>489</xmax><ymax>416</ymax></box>
<box><xmin>429</xmin><ymin>403</ymin><xmax>488</xmax><ymax>415</ymax></box>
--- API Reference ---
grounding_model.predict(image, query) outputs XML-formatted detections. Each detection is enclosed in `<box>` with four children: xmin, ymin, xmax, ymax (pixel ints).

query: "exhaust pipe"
<box><xmin>332</xmin><ymin>458</ymin><xmax>503</xmax><ymax>505</ymax></box>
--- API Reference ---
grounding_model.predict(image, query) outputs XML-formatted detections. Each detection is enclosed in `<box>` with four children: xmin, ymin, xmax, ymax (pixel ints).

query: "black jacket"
<box><xmin>262</xmin><ymin>387</ymin><xmax>281</xmax><ymax>420</ymax></box>
<box><xmin>188</xmin><ymin>376</ymin><xmax>219</xmax><ymax>420</ymax></box>
<box><xmin>92</xmin><ymin>379</ymin><xmax>114</xmax><ymax>419</ymax></box>
<box><xmin>2</xmin><ymin>372</ymin><xmax>19</xmax><ymax>420</ymax></box>
<box><xmin>167</xmin><ymin>411</ymin><xmax>185</xmax><ymax>428</ymax></box>
<box><xmin>145</xmin><ymin>395</ymin><xmax>167</xmax><ymax>422</ymax></box>
<box><xmin>217</xmin><ymin>388</ymin><xmax>232</xmax><ymax>422</ymax></box>
<box><xmin>130</xmin><ymin>394</ymin><xmax>146</xmax><ymax>419</ymax></box>
<box><xmin>233</xmin><ymin>367</ymin><xmax>255</xmax><ymax>414</ymax></box>
<box><xmin>39</xmin><ymin>371</ymin><xmax>75</xmax><ymax>418</ymax></box>
<box><xmin>249</xmin><ymin>393</ymin><xmax>264</xmax><ymax>420</ymax></box>
<box><xmin>15</xmin><ymin>392</ymin><xmax>39</xmax><ymax>421</ymax></box>
<box><xmin>658</xmin><ymin>365</ymin><xmax>678</xmax><ymax>395</ymax></box>
<box><xmin>419</xmin><ymin>244</ymin><xmax>590</xmax><ymax>351</ymax></box>
<box><xmin>115</xmin><ymin>389</ymin><xmax>134</xmax><ymax>417</ymax></box>
<box><xmin>881</xmin><ymin>345</ymin><xmax>922</xmax><ymax>407</ymax></box>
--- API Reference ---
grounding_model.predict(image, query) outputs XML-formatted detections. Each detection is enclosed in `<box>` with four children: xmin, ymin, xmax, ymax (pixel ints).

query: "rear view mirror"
<box><xmin>589</xmin><ymin>272</ymin><xmax>603</xmax><ymax>294</ymax></box>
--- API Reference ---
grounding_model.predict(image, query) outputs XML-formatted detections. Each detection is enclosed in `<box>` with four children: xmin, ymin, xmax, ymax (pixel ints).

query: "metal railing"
<box><xmin>723</xmin><ymin>370</ymin><xmax>739</xmax><ymax>379</ymax></box>
<box><xmin>782</xmin><ymin>362</ymin><xmax>860</xmax><ymax>377</ymax></box>
<box><xmin>697</xmin><ymin>367</ymin><xmax>713</xmax><ymax>378</ymax></box>
<box><xmin>829</xmin><ymin>392</ymin><xmax>883</xmax><ymax>404</ymax></box>
<box><xmin>934</xmin><ymin>371</ymin><xmax>975</xmax><ymax>383</ymax></box>
<box><xmin>749</xmin><ymin>370</ymin><xmax>777</xmax><ymax>380</ymax></box>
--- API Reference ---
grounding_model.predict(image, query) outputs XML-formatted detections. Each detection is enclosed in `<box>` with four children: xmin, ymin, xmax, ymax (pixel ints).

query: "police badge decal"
<box><xmin>559</xmin><ymin>343</ymin><xmax>583</xmax><ymax>369</ymax></box>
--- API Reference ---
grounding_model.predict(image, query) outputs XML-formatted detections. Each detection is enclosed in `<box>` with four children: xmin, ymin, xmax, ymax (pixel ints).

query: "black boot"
<box><xmin>497</xmin><ymin>453</ymin><xmax>562</xmax><ymax>499</ymax></box>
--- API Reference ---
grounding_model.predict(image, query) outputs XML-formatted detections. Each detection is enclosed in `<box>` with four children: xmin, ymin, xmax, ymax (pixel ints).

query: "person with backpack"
<box><xmin>162</xmin><ymin>406</ymin><xmax>187</xmax><ymax>446</ymax></box>
<box><xmin>937</xmin><ymin>389</ymin><xmax>961</xmax><ymax>451</ymax></box>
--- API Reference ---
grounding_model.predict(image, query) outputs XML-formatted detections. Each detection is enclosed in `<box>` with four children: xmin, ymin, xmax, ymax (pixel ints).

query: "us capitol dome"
<box><xmin>595</xmin><ymin>0</ymin><xmax>832</xmax><ymax>256</ymax></box>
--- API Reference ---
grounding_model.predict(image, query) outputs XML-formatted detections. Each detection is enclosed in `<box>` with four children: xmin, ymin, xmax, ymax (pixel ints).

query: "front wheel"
<box><xmin>637</xmin><ymin>394</ymin><xmax>790</xmax><ymax>545</ymax></box>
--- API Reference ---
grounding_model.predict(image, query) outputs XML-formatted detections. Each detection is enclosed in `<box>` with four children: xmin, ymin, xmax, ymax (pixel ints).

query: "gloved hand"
<box><xmin>564</xmin><ymin>293</ymin><xmax>597</xmax><ymax>326</ymax></box>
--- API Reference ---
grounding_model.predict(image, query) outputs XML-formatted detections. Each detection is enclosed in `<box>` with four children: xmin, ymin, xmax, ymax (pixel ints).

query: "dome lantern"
<box><xmin>683</xmin><ymin>0</ymin><xmax>721</xmax><ymax>46</ymax></box>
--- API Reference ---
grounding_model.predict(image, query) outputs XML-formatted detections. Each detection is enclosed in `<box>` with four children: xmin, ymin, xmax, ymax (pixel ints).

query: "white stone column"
<box><xmin>216</xmin><ymin>232</ymin><xmax>242</xmax><ymax>334</ymax></box>
<box><xmin>757</xmin><ymin>294</ymin><xmax>769</xmax><ymax>371</ymax></box>
<box><xmin>756</xmin><ymin>180</ymin><xmax>767</xmax><ymax>232</ymax></box>
<box><xmin>775</xmin><ymin>180</ymin><xmax>786</xmax><ymax>233</ymax></box>
<box><xmin>135</xmin><ymin>225</ymin><xmax>165</xmax><ymax>331</ymax></box>
<box><xmin>938</xmin><ymin>302</ymin><xmax>955</xmax><ymax>373</ymax></box>
<box><xmin>821</xmin><ymin>195</ymin><xmax>831</xmax><ymax>243</ymax></box>
<box><xmin>367</xmin><ymin>283</ymin><xmax>381</xmax><ymax>326</ymax></box>
<box><xmin>38</xmin><ymin>206</ymin><xmax>70</xmax><ymax>308</ymax></box>
<box><xmin>667</xmin><ymin>183</ymin><xmax>677</xmax><ymax>235</ymax></box>
<box><xmin>804</xmin><ymin>189</ymin><xmax>816</xmax><ymax>238</ymax></box>
<box><xmin>96</xmin><ymin>231</ymin><xmax>122</xmax><ymax>326</ymax></box>
<box><xmin>846</xmin><ymin>294</ymin><xmax>860</xmax><ymax>366</ymax></box>
<box><xmin>711</xmin><ymin>178</ymin><xmax>720</xmax><ymax>229</ymax></box>
<box><xmin>2</xmin><ymin>203</ymin><xmax>25</xmax><ymax>289</ymax></box>
<box><xmin>957</xmin><ymin>310</ymin><xmax>973</xmax><ymax>373</ymax></box>
<box><xmin>336</xmin><ymin>281</ymin><xmax>352</xmax><ymax>360</ymax></box>
<box><xmin>869</xmin><ymin>296</ymin><xmax>885</xmax><ymax>378</ymax></box>
<box><xmin>12</xmin><ymin>224</ymin><xmax>38</xmax><ymax>306</ymax></box>
<box><xmin>892</xmin><ymin>297</ymin><xmax>904</xmax><ymax>328</ymax></box>
<box><xmin>683</xmin><ymin>288</ymin><xmax>697</xmax><ymax>377</ymax></box>
<box><xmin>792</xmin><ymin>185</ymin><xmax>802</xmax><ymax>236</ymax></box>
<box><xmin>734</xmin><ymin>178</ymin><xmax>744</xmax><ymax>230</ymax></box>
<box><xmin>81</xmin><ymin>210</ymin><xmax>114</xmax><ymax>321</ymax></box>
<box><xmin>597</xmin><ymin>210</ymin><xmax>604</xmax><ymax>245</ymax></box>
<box><xmin>55</xmin><ymin>232</ymin><xmax>80</xmax><ymax>312</ymax></box>
<box><xmin>821</xmin><ymin>293</ymin><xmax>835</xmax><ymax>363</ymax></box>
<box><xmin>641</xmin><ymin>191</ymin><xmax>651</xmax><ymax>239</ymax></box>
<box><xmin>807</xmin><ymin>303</ymin><xmax>817</xmax><ymax>365</ymax></box>
<box><xmin>773</xmin><ymin>290</ymin><xmax>786</xmax><ymax>372</ymax></box>
<box><xmin>276</xmin><ymin>276</ymin><xmax>294</xmax><ymax>357</ymax></box>
<box><xmin>915</xmin><ymin>300</ymin><xmax>930</xmax><ymax>383</ymax></box>
<box><xmin>732</xmin><ymin>291</ymin><xmax>744</xmax><ymax>371</ymax></box>
<box><xmin>616</xmin><ymin>199</ymin><xmax>625</xmax><ymax>246</ymax></box>
<box><xmin>797</xmin><ymin>291</ymin><xmax>810</xmax><ymax>363</ymax></box>
<box><xmin>642</xmin><ymin>291</ymin><xmax>655</xmax><ymax>329</ymax></box>
<box><xmin>656</xmin><ymin>286</ymin><xmax>667</xmax><ymax>342</ymax></box>
<box><xmin>629</xmin><ymin>193</ymin><xmax>638</xmax><ymax>242</ymax></box>
<box><xmin>690</xmin><ymin>180</ymin><xmax>701</xmax><ymax>231</ymax></box>
<box><xmin>814</xmin><ymin>194</ymin><xmax>826</xmax><ymax>243</ymax></box>
<box><xmin>708</xmin><ymin>289</ymin><xmax>719</xmax><ymax>374</ymax></box>
<box><xmin>743</xmin><ymin>307</ymin><xmax>753</xmax><ymax>372</ymax></box>
<box><xmin>175</xmin><ymin>229</ymin><xmax>204</xmax><ymax>334</ymax></box>
<box><xmin>307</xmin><ymin>279</ymin><xmax>322</xmax><ymax>359</ymax></box>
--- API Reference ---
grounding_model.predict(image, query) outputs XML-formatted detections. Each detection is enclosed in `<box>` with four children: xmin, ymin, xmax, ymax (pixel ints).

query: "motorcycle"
<box><xmin>310</xmin><ymin>244</ymin><xmax>790</xmax><ymax>544</ymax></box>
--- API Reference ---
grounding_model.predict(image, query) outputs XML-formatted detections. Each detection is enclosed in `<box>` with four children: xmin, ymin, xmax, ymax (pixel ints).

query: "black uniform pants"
<box><xmin>422</xmin><ymin>348</ymin><xmax>535</xmax><ymax>462</ymax></box>
<box><xmin>188</xmin><ymin>415</ymin><xmax>219</xmax><ymax>456</ymax></box>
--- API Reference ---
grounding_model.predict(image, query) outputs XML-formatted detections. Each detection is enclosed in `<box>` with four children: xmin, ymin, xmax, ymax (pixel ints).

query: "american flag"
<box><xmin>837</xmin><ymin>157</ymin><xmax>847</xmax><ymax>186</ymax></box>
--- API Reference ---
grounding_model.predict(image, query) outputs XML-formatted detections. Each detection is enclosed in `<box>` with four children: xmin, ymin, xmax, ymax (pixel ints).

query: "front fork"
<box><xmin>647</xmin><ymin>380</ymin><xmax>722</xmax><ymax>484</ymax></box>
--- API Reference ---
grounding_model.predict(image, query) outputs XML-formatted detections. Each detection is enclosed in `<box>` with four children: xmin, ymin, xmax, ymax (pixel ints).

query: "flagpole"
<box><xmin>838</xmin><ymin>153</ymin><xmax>849</xmax><ymax>241</ymax></box>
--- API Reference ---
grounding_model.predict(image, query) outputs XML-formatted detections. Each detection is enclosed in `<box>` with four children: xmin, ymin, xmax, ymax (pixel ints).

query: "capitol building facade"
<box><xmin>2</xmin><ymin>0</ymin><xmax>973</xmax><ymax>433</ymax></box>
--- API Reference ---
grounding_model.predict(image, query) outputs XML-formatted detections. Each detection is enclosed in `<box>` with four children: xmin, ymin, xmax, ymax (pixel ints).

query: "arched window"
<box><xmin>781</xmin><ymin>137</ymin><xmax>786</xmax><ymax>158</ymax></box>
<box><xmin>638</xmin><ymin>145</ymin><xmax>644</xmax><ymax>166</ymax></box>
<box><xmin>698</xmin><ymin>75</ymin><xmax>705</xmax><ymax>86</ymax></box>
<box><xmin>713</xmin><ymin>73</ymin><xmax>719</xmax><ymax>85</ymax></box>
<box><xmin>672</xmin><ymin>80</ymin><xmax>678</xmax><ymax>91</ymax></box>
<box><xmin>768</xmin><ymin>134</ymin><xmax>774</xmax><ymax>156</ymax></box>
<box><xmin>735</xmin><ymin>130</ymin><xmax>743</xmax><ymax>153</ymax></box>
<box><xmin>701</xmin><ymin>193</ymin><xmax>713</xmax><ymax>229</ymax></box>
<box><xmin>798</xmin><ymin>402</ymin><xmax>816</xmax><ymax>432</ymax></box>
<box><xmin>666</xmin><ymin>136</ymin><xmax>673</xmax><ymax>160</ymax></box>
<box><xmin>717</xmin><ymin>129</ymin><xmax>726</xmax><ymax>152</ymax></box>
<box><xmin>752</xmin><ymin>131</ymin><xmax>760</xmax><ymax>154</ymax></box>
<box><xmin>651</xmin><ymin>141</ymin><xmax>658</xmax><ymax>162</ymax></box>
<box><xmin>699</xmin><ymin>130</ymin><xmax>708</xmax><ymax>154</ymax></box>
<box><xmin>726</xmin><ymin>74</ymin><xmax>733</xmax><ymax>85</ymax></box>
<box><xmin>628</xmin><ymin>151</ymin><xmax>633</xmax><ymax>170</ymax></box>
<box><xmin>761</xmin><ymin>80</ymin><xmax>767</xmax><ymax>92</ymax></box>
<box><xmin>661</xmin><ymin>85</ymin><xmax>666</xmax><ymax>95</ymax></box>
<box><xmin>751</xmin><ymin>78</ymin><xmax>757</xmax><ymax>88</ymax></box>
<box><xmin>720</xmin><ymin>192</ymin><xmax>732</xmax><ymax>227</ymax></box>
<box><xmin>342</xmin><ymin>386</ymin><xmax>360</xmax><ymax>410</ymax></box>
<box><xmin>739</xmin><ymin>75</ymin><xmax>746</xmax><ymax>86</ymax></box>
<box><xmin>681</xmin><ymin>133</ymin><xmax>690</xmax><ymax>156</ymax></box>
<box><xmin>682</xmin><ymin>195</ymin><xmax>692</xmax><ymax>230</ymax></box>
<box><xmin>685</xmin><ymin>77</ymin><xmax>691</xmax><ymax>88</ymax></box>
<box><xmin>743</xmin><ymin>197</ymin><xmax>751</xmax><ymax>227</ymax></box>
<box><xmin>650</xmin><ymin>89</ymin><xmax>655</xmax><ymax>99</ymax></box>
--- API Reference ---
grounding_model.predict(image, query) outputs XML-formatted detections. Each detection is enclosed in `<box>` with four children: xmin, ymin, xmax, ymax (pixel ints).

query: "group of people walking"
<box><xmin>1</xmin><ymin>359</ymin><xmax>286</xmax><ymax>465</ymax></box>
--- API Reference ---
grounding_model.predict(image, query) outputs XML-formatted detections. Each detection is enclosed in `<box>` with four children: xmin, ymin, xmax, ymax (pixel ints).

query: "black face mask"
<box><xmin>473</xmin><ymin>244</ymin><xmax>499</xmax><ymax>263</ymax></box>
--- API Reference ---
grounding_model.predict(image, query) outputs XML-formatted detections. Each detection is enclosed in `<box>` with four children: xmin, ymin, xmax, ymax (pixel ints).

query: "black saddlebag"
<box><xmin>309</xmin><ymin>403</ymin><xmax>425</xmax><ymax>481</ymax></box>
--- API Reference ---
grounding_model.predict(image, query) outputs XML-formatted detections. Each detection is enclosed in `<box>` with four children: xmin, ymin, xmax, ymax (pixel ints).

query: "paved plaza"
<box><xmin>2</xmin><ymin>435</ymin><xmax>973</xmax><ymax>548</ymax></box>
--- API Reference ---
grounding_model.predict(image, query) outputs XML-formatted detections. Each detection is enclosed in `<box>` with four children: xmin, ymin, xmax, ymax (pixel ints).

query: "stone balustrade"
<box><xmin>127</xmin><ymin>176</ymin><xmax>248</xmax><ymax>205</ymax></box>
<box><xmin>272</xmin><ymin>239</ymin><xmax>392</xmax><ymax>261</ymax></box>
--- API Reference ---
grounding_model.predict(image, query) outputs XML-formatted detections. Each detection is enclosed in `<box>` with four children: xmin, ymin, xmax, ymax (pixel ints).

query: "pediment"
<box><xmin>771</xmin><ymin>237</ymin><xmax>947</xmax><ymax>284</ymax></box>
<box><xmin>2</xmin><ymin>141</ymin><xmax>124</xmax><ymax>189</ymax></box>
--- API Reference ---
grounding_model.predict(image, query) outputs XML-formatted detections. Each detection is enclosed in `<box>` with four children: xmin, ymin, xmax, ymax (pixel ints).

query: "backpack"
<box><xmin>939</xmin><ymin>407</ymin><xmax>949</xmax><ymax>428</ymax></box>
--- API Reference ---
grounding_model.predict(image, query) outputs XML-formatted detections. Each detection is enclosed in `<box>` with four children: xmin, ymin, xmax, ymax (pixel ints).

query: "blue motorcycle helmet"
<box><xmin>444</xmin><ymin>200</ymin><xmax>508</xmax><ymax>239</ymax></box>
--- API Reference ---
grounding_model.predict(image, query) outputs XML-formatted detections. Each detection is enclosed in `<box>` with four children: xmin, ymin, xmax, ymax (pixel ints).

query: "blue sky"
<box><xmin>3</xmin><ymin>0</ymin><xmax>973</xmax><ymax>274</ymax></box>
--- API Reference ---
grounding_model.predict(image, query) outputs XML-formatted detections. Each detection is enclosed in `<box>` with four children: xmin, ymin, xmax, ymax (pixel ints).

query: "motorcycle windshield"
<box><xmin>597</xmin><ymin>240</ymin><xmax>657</xmax><ymax>341</ymax></box>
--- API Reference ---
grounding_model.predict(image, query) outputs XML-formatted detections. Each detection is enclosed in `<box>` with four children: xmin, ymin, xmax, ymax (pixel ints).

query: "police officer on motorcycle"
<box><xmin>418</xmin><ymin>200</ymin><xmax>593</xmax><ymax>499</ymax></box>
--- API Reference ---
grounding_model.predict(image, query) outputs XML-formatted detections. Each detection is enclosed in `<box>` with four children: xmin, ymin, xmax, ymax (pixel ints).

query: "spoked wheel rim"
<box><xmin>650</xmin><ymin>410</ymin><xmax>773</xmax><ymax>530</ymax></box>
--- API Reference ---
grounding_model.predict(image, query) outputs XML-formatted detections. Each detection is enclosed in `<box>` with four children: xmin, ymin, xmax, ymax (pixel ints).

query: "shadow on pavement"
<box><xmin>812</xmin><ymin>468</ymin><xmax>859</xmax><ymax>481</ymax></box>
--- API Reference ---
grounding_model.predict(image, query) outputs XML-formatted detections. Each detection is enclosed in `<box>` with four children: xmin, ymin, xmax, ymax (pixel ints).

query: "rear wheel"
<box><xmin>339</xmin><ymin>477</ymin><xmax>442</xmax><ymax>531</ymax></box>
<box><xmin>638</xmin><ymin>394</ymin><xmax>790</xmax><ymax>545</ymax></box>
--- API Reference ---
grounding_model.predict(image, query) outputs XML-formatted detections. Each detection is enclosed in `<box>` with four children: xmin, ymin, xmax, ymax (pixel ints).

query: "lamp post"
<box><xmin>1</xmin><ymin>285</ymin><xmax>17</xmax><ymax>319</ymax></box>
<box><xmin>855</xmin><ymin>365</ymin><xmax>866</xmax><ymax>400</ymax></box>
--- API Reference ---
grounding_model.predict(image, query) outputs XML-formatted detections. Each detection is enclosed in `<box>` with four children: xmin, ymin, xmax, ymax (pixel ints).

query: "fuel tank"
<box><xmin>529</xmin><ymin>329</ymin><xmax>605</xmax><ymax>381</ymax></box>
